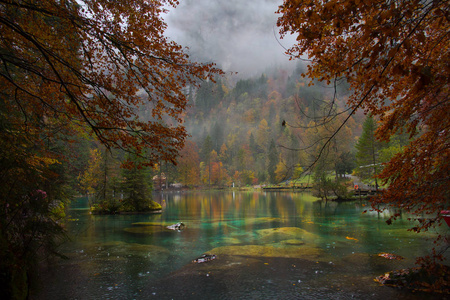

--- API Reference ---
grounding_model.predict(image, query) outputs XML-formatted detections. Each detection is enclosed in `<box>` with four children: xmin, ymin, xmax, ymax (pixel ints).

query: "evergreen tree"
<box><xmin>120</xmin><ymin>154</ymin><xmax>154</xmax><ymax>212</ymax></box>
<box><xmin>215</xmin><ymin>77</ymin><xmax>225</xmax><ymax>100</ymax></box>
<box><xmin>195</xmin><ymin>81</ymin><xmax>214</xmax><ymax>113</ymax></box>
<box><xmin>249</xmin><ymin>133</ymin><xmax>259</xmax><ymax>157</ymax></box>
<box><xmin>101</xmin><ymin>148</ymin><xmax>124</xmax><ymax>210</ymax></box>
<box><xmin>256</xmin><ymin>73</ymin><xmax>268</xmax><ymax>98</ymax></box>
<box><xmin>335</xmin><ymin>151</ymin><xmax>356</xmax><ymax>177</ymax></box>
<box><xmin>354</xmin><ymin>115</ymin><xmax>385</xmax><ymax>189</ymax></box>
<box><xmin>211</xmin><ymin>122</ymin><xmax>224</xmax><ymax>152</ymax></box>
<box><xmin>201</xmin><ymin>135</ymin><xmax>213</xmax><ymax>163</ymax></box>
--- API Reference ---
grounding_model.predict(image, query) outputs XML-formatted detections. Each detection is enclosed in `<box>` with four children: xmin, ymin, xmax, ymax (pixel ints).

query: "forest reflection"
<box><xmin>34</xmin><ymin>191</ymin><xmax>443</xmax><ymax>300</ymax></box>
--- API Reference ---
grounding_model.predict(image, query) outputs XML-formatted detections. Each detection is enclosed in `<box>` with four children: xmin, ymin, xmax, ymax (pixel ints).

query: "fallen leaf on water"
<box><xmin>378</xmin><ymin>252</ymin><xmax>404</xmax><ymax>260</ymax></box>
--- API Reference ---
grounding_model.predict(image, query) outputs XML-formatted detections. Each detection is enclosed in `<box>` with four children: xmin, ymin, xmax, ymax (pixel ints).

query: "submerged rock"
<box><xmin>192</xmin><ymin>254</ymin><xmax>217</xmax><ymax>263</ymax></box>
<box><xmin>205</xmin><ymin>244</ymin><xmax>325</xmax><ymax>261</ymax></box>
<box><xmin>124</xmin><ymin>222</ymin><xmax>187</xmax><ymax>234</ymax></box>
<box><xmin>256</xmin><ymin>227</ymin><xmax>320</xmax><ymax>243</ymax></box>
<box><xmin>166</xmin><ymin>222</ymin><xmax>186</xmax><ymax>231</ymax></box>
<box><xmin>279</xmin><ymin>239</ymin><xmax>306</xmax><ymax>246</ymax></box>
<box><xmin>240</xmin><ymin>217</ymin><xmax>284</xmax><ymax>225</ymax></box>
<box><xmin>218</xmin><ymin>236</ymin><xmax>242</xmax><ymax>245</ymax></box>
<box><xmin>71</xmin><ymin>241</ymin><xmax>170</xmax><ymax>263</ymax></box>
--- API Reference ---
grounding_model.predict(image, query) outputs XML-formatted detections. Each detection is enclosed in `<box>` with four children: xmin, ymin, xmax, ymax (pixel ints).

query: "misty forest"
<box><xmin>1</xmin><ymin>0</ymin><xmax>449</xmax><ymax>299</ymax></box>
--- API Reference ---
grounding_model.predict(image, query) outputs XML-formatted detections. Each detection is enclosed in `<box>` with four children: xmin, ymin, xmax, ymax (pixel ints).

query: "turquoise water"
<box><xmin>34</xmin><ymin>191</ymin><xmax>448</xmax><ymax>299</ymax></box>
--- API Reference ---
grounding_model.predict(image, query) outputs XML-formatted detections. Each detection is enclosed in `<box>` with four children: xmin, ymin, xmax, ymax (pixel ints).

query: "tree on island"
<box><xmin>0</xmin><ymin>0</ymin><xmax>221</xmax><ymax>298</ymax></box>
<box><xmin>278</xmin><ymin>0</ymin><xmax>449</xmax><ymax>264</ymax></box>
<box><xmin>78</xmin><ymin>146</ymin><xmax>121</xmax><ymax>210</ymax></box>
<box><xmin>120</xmin><ymin>154</ymin><xmax>158</xmax><ymax>213</ymax></box>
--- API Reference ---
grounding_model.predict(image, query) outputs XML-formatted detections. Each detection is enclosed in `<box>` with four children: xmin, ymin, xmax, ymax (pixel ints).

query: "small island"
<box><xmin>90</xmin><ymin>198</ymin><xmax>162</xmax><ymax>215</ymax></box>
<box><xmin>81</xmin><ymin>151</ymin><xmax>161</xmax><ymax>215</ymax></box>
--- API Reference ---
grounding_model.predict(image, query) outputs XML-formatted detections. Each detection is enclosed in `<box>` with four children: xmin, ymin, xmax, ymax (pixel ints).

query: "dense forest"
<box><xmin>79</xmin><ymin>62</ymin><xmax>410</xmax><ymax>204</ymax></box>
<box><xmin>178</xmin><ymin>65</ymin><xmax>358</xmax><ymax>188</ymax></box>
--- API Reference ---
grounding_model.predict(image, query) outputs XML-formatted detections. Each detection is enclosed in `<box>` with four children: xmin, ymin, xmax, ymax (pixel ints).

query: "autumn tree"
<box><xmin>256</xmin><ymin>119</ymin><xmax>270</xmax><ymax>151</ymax></box>
<box><xmin>278</xmin><ymin>0</ymin><xmax>450</xmax><ymax>262</ymax></box>
<box><xmin>0</xmin><ymin>0</ymin><xmax>221</xmax><ymax>297</ymax></box>
<box><xmin>275</xmin><ymin>158</ymin><xmax>288</xmax><ymax>183</ymax></box>
<box><xmin>219</xmin><ymin>143</ymin><xmax>230</xmax><ymax>167</ymax></box>
<box><xmin>201</xmin><ymin>135</ymin><xmax>213</xmax><ymax>186</ymax></box>
<box><xmin>277</xmin><ymin>126</ymin><xmax>301</xmax><ymax>180</ymax></box>
<box><xmin>268</xmin><ymin>140</ymin><xmax>279</xmax><ymax>184</ymax></box>
<box><xmin>1</xmin><ymin>0</ymin><xmax>221</xmax><ymax>167</ymax></box>
<box><xmin>78</xmin><ymin>148</ymin><xmax>103</xmax><ymax>203</ymax></box>
<box><xmin>293</xmin><ymin>164</ymin><xmax>304</xmax><ymax>180</ymax></box>
<box><xmin>177</xmin><ymin>140</ymin><xmax>201</xmax><ymax>187</ymax></box>
<box><xmin>210</xmin><ymin>150</ymin><xmax>226</xmax><ymax>186</ymax></box>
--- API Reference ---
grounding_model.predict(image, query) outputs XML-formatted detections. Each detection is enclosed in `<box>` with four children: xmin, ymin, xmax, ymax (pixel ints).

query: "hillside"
<box><xmin>176</xmin><ymin>63</ymin><xmax>363</xmax><ymax>187</ymax></box>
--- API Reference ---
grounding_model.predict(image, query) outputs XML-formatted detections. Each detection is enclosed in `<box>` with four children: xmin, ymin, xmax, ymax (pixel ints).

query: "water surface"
<box><xmin>34</xmin><ymin>191</ymin><xmax>447</xmax><ymax>299</ymax></box>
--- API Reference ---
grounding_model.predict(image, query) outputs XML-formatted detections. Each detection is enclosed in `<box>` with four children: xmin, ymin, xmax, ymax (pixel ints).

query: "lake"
<box><xmin>33</xmin><ymin>191</ymin><xmax>447</xmax><ymax>299</ymax></box>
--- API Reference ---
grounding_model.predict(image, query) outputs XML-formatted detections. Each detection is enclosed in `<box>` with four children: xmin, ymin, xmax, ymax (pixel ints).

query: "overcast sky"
<box><xmin>164</xmin><ymin>0</ymin><xmax>297</xmax><ymax>77</ymax></box>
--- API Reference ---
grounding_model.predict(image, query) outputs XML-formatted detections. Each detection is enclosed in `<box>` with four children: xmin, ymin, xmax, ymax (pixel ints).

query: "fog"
<box><xmin>164</xmin><ymin>0</ymin><xmax>297</xmax><ymax>77</ymax></box>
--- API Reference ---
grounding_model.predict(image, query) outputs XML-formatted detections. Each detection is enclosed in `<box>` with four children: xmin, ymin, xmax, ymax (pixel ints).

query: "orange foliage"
<box><xmin>177</xmin><ymin>140</ymin><xmax>200</xmax><ymax>186</ymax></box>
<box><xmin>0</xmin><ymin>0</ymin><xmax>222</xmax><ymax>166</ymax></box>
<box><xmin>278</xmin><ymin>0</ymin><xmax>449</xmax><ymax>258</ymax></box>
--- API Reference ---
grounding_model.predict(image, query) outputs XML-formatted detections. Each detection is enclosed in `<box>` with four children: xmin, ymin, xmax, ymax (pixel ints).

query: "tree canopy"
<box><xmin>278</xmin><ymin>0</ymin><xmax>449</xmax><ymax>261</ymax></box>
<box><xmin>0</xmin><ymin>0</ymin><xmax>222</xmax><ymax>165</ymax></box>
<box><xmin>0</xmin><ymin>0</ymin><xmax>221</xmax><ymax>297</ymax></box>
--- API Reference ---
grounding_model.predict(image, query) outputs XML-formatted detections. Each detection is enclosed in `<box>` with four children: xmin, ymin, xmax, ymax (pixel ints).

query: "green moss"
<box><xmin>256</xmin><ymin>227</ymin><xmax>320</xmax><ymax>243</ymax></box>
<box><xmin>148</xmin><ymin>200</ymin><xmax>162</xmax><ymax>211</ymax></box>
<box><xmin>205</xmin><ymin>244</ymin><xmax>325</xmax><ymax>261</ymax></box>
<box><xmin>91</xmin><ymin>199</ymin><xmax>162</xmax><ymax>214</ymax></box>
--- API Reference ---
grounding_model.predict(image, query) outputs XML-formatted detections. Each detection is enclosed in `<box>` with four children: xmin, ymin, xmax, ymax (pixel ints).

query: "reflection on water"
<box><xmin>34</xmin><ymin>191</ymin><xmax>447</xmax><ymax>300</ymax></box>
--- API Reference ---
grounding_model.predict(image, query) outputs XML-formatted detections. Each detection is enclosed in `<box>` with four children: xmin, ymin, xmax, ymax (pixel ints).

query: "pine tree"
<box><xmin>211</xmin><ymin>122</ymin><xmax>224</xmax><ymax>152</ymax></box>
<box><xmin>355</xmin><ymin>115</ymin><xmax>385</xmax><ymax>189</ymax></box>
<box><xmin>249</xmin><ymin>133</ymin><xmax>259</xmax><ymax>157</ymax></box>
<box><xmin>120</xmin><ymin>155</ymin><xmax>154</xmax><ymax>212</ymax></box>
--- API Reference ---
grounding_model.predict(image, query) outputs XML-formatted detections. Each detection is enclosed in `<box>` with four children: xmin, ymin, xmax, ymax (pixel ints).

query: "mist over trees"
<box><xmin>161</xmin><ymin>64</ymin><xmax>361</xmax><ymax>189</ymax></box>
<box><xmin>164</xmin><ymin>0</ymin><xmax>297</xmax><ymax>77</ymax></box>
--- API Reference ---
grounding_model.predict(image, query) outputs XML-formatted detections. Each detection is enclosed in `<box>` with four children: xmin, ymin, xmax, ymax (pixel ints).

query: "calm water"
<box><xmin>34</xmin><ymin>191</ymin><xmax>448</xmax><ymax>299</ymax></box>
